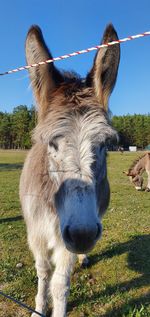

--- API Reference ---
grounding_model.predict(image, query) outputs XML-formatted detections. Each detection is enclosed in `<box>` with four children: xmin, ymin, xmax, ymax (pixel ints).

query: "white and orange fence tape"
<box><xmin>0</xmin><ymin>30</ymin><xmax>150</xmax><ymax>76</ymax></box>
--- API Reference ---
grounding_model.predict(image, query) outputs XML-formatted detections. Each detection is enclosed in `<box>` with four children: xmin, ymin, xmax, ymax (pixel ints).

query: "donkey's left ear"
<box><xmin>123</xmin><ymin>171</ymin><xmax>129</xmax><ymax>176</ymax></box>
<box><xmin>86</xmin><ymin>24</ymin><xmax>120</xmax><ymax>111</ymax></box>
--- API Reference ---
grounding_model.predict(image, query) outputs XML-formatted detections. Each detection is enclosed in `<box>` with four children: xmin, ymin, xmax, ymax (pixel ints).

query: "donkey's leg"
<box><xmin>50</xmin><ymin>247</ymin><xmax>76</xmax><ymax>317</ymax></box>
<box><xmin>146</xmin><ymin>171</ymin><xmax>150</xmax><ymax>191</ymax></box>
<box><xmin>78</xmin><ymin>254</ymin><xmax>89</xmax><ymax>266</ymax></box>
<box><xmin>31</xmin><ymin>255</ymin><xmax>51</xmax><ymax>317</ymax></box>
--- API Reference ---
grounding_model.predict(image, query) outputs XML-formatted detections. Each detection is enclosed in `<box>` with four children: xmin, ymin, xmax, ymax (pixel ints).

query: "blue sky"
<box><xmin>0</xmin><ymin>0</ymin><xmax>150</xmax><ymax>115</ymax></box>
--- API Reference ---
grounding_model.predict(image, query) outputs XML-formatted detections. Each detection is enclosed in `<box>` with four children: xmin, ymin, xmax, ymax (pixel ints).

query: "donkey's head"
<box><xmin>26</xmin><ymin>24</ymin><xmax>120</xmax><ymax>253</ymax></box>
<box><xmin>124</xmin><ymin>171</ymin><xmax>144</xmax><ymax>191</ymax></box>
<box><xmin>132</xmin><ymin>175</ymin><xmax>143</xmax><ymax>190</ymax></box>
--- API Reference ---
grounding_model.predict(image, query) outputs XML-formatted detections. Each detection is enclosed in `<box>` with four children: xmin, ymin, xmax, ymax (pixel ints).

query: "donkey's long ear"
<box><xmin>26</xmin><ymin>25</ymin><xmax>63</xmax><ymax>116</ymax></box>
<box><xmin>86</xmin><ymin>24</ymin><xmax>120</xmax><ymax>111</ymax></box>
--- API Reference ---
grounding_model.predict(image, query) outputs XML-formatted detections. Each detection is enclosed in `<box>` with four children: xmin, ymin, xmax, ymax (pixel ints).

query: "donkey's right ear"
<box><xmin>26</xmin><ymin>25</ymin><xmax>63</xmax><ymax>115</ymax></box>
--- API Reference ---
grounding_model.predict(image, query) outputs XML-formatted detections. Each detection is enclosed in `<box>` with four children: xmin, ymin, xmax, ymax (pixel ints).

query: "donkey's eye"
<box><xmin>49</xmin><ymin>139</ymin><xmax>58</xmax><ymax>151</ymax></box>
<box><xmin>49</xmin><ymin>135</ymin><xmax>63</xmax><ymax>151</ymax></box>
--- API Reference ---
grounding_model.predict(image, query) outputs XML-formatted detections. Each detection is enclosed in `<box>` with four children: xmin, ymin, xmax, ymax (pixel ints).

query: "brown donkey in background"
<box><xmin>124</xmin><ymin>152</ymin><xmax>150</xmax><ymax>191</ymax></box>
<box><xmin>20</xmin><ymin>24</ymin><xmax>120</xmax><ymax>317</ymax></box>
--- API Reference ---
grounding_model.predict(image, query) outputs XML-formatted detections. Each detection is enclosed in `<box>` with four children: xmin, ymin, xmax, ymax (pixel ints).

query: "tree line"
<box><xmin>112</xmin><ymin>114</ymin><xmax>150</xmax><ymax>149</ymax></box>
<box><xmin>0</xmin><ymin>105</ymin><xmax>37</xmax><ymax>149</ymax></box>
<box><xmin>0</xmin><ymin>105</ymin><xmax>150</xmax><ymax>149</ymax></box>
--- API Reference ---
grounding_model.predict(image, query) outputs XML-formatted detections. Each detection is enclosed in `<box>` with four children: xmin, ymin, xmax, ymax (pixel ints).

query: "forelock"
<box><xmin>33</xmin><ymin>105</ymin><xmax>117</xmax><ymax>145</ymax></box>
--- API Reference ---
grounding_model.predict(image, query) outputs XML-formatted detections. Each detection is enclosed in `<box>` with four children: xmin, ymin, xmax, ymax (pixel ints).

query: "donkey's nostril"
<box><xmin>63</xmin><ymin>225</ymin><xmax>73</xmax><ymax>243</ymax></box>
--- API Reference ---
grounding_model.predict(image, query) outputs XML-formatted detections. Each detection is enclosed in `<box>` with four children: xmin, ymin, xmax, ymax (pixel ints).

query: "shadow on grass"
<box><xmin>68</xmin><ymin>234</ymin><xmax>150</xmax><ymax>316</ymax></box>
<box><xmin>0</xmin><ymin>163</ymin><xmax>23</xmax><ymax>171</ymax></box>
<box><xmin>100</xmin><ymin>293</ymin><xmax>150</xmax><ymax>317</ymax></box>
<box><xmin>0</xmin><ymin>215</ymin><xmax>23</xmax><ymax>224</ymax></box>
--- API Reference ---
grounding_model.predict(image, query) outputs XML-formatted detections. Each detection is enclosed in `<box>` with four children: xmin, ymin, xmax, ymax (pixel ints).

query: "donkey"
<box><xmin>124</xmin><ymin>152</ymin><xmax>150</xmax><ymax>191</ymax></box>
<box><xmin>19</xmin><ymin>24</ymin><xmax>120</xmax><ymax>317</ymax></box>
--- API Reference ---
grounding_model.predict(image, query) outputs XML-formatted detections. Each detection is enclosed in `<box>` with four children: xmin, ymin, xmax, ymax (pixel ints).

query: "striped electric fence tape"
<box><xmin>0</xmin><ymin>31</ymin><xmax>150</xmax><ymax>76</ymax></box>
<box><xmin>0</xmin><ymin>290</ymin><xmax>46</xmax><ymax>317</ymax></box>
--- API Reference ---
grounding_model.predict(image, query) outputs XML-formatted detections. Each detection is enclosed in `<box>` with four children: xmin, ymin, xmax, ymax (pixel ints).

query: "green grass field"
<box><xmin>0</xmin><ymin>150</ymin><xmax>150</xmax><ymax>317</ymax></box>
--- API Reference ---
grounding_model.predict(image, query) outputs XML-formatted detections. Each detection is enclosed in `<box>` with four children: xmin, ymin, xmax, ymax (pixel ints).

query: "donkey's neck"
<box><xmin>133</xmin><ymin>158</ymin><xmax>145</xmax><ymax>175</ymax></box>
